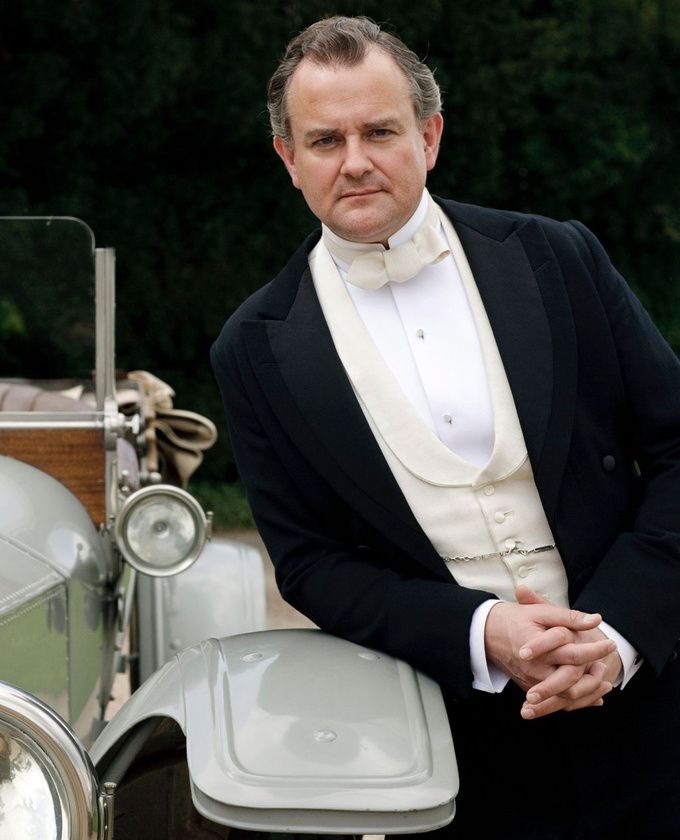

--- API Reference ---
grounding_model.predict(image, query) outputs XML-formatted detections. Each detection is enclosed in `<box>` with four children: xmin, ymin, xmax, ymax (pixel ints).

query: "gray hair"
<box><xmin>268</xmin><ymin>16</ymin><xmax>442</xmax><ymax>143</ymax></box>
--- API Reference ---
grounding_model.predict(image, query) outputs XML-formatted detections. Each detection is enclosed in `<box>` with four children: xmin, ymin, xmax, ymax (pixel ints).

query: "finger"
<box><xmin>515</xmin><ymin>585</ymin><xmax>549</xmax><ymax>606</ymax></box>
<box><xmin>543</xmin><ymin>638</ymin><xmax>617</xmax><ymax>667</ymax></box>
<box><xmin>519</xmin><ymin>627</ymin><xmax>614</xmax><ymax>663</ymax></box>
<box><xmin>525</xmin><ymin>663</ymin><xmax>585</xmax><ymax>704</ymax></box>
<box><xmin>509</xmin><ymin>662</ymin><xmax>557</xmax><ymax>693</ymax></box>
<box><xmin>527</xmin><ymin>660</ymin><xmax>606</xmax><ymax>706</ymax></box>
<box><xmin>563</xmin><ymin>683</ymin><xmax>613</xmax><ymax>711</ymax></box>
<box><xmin>522</xmin><ymin>681</ymin><xmax>612</xmax><ymax>720</ymax></box>
<box><xmin>563</xmin><ymin>664</ymin><xmax>613</xmax><ymax>706</ymax></box>
<box><xmin>565</xmin><ymin>607</ymin><xmax>602</xmax><ymax>630</ymax></box>
<box><xmin>519</xmin><ymin>625</ymin><xmax>575</xmax><ymax>660</ymax></box>
<box><xmin>521</xmin><ymin>695</ymin><xmax>570</xmax><ymax>719</ymax></box>
<box><xmin>534</xmin><ymin>604</ymin><xmax>602</xmax><ymax>632</ymax></box>
<box><xmin>556</xmin><ymin>665</ymin><xmax>607</xmax><ymax>702</ymax></box>
<box><xmin>521</xmin><ymin>677</ymin><xmax>612</xmax><ymax>720</ymax></box>
<box><xmin>513</xmin><ymin>599</ymin><xmax>602</xmax><ymax>632</ymax></box>
<box><xmin>520</xmin><ymin>686</ymin><xmax>611</xmax><ymax>720</ymax></box>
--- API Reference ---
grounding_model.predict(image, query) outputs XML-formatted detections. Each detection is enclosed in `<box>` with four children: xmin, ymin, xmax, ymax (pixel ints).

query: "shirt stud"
<box><xmin>416</xmin><ymin>328</ymin><xmax>425</xmax><ymax>339</ymax></box>
<box><xmin>443</xmin><ymin>413</ymin><xmax>453</xmax><ymax>424</ymax></box>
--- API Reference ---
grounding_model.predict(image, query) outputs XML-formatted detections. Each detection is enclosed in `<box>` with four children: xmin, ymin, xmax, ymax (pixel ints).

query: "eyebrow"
<box><xmin>302</xmin><ymin>118</ymin><xmax>404</xmax><ymax>144</ymax></box>
<box><xmin>303</xmin><ymin>128</ymin><xmax>339</xmax><ymax>143</ymax></box>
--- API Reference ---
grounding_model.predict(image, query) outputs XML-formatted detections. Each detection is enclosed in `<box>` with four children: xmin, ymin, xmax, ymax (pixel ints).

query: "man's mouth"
<box><xmin>340</xmin><ymin>189</ymin><xmax>382</xmax><ymax>198</ymax></box>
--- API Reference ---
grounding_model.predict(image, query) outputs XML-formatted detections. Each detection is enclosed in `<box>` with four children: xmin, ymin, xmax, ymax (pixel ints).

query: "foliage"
<box><xmin>0</xmin><ymin>218</ymin><xmax>95</xmax><ymax>377</ymax></box>
<box><xmin>189</xmin><ymin>479</ymin><xmax>255</xmax><ymax>529</ymax></box>
<box><xmin>1</xmin><ymin>0</ymin><xmax>678</xmax><ymax>478</ymax></box>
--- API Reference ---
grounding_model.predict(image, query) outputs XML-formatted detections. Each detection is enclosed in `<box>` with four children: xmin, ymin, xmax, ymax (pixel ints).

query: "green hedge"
<box><xmin>2</xmin><ymin>0</ymin><xmax>678</xmax><ymax>481</ymax></box>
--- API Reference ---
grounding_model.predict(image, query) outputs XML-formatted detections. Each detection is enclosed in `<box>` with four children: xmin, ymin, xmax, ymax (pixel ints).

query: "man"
<box><xmin>212</xmin><ymin>16</ymin><xmax>680</xmax><ymax>838</ymax></box>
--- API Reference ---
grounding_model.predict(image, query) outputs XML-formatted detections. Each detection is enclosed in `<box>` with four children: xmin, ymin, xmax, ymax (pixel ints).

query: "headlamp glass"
<box><xmin>0</xmin><ymin>682</ymin><xmax>100</xmax><ymax>840</ymax></box>
<box><xmin>0</xmin><ymin>720</ymin><xmax>64</xmax><ymax>839</ymax></box>
<box><xmin>116</xmin><ymin>485</ymin><xmax>208</xmax><ymax>576</ymax></box>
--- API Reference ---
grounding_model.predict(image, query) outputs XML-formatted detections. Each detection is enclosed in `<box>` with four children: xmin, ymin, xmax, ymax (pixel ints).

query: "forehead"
<box><xmin>286</xmin><ymin>48</ymin><xmax>416</xmax><ymax>131</ymax></box>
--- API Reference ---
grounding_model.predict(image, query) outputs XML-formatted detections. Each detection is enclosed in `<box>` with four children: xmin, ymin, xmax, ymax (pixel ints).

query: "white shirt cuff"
<box><xmin>598</xmin><ymin>620</ymin><xmax>642</xmax><ymax>688</ymax></box>
<box><xmin>470</xmin><ymin>599</ymin><xmax>509</xmax><ymax>693</ymax></box>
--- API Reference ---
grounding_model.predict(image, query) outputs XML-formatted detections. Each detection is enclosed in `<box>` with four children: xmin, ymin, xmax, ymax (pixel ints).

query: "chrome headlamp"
<box><xmin>0</xmin><ymin>682</ymin><xmax>108</xmax><ymax>839</ymax></box>
<box><xmin>115</xmin><ymin>485</ymin><xmax>209</xmax><ymax>576</ymax></box>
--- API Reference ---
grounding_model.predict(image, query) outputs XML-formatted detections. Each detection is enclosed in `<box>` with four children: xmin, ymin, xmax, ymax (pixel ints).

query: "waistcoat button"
<box><xmin>602</xmin><ymin>455</ymin><xmax>616</xmax><ymax>472</ymax></box>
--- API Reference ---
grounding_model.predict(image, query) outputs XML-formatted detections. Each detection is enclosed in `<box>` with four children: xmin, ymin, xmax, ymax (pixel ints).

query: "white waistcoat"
<box><xmin>309</xmin><ymin>209</ymin><xmax>569</xmax><ymax>607</ymax></box>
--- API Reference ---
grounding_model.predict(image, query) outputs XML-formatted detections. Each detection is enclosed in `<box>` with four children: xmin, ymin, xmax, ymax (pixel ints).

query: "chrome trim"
<box><xmin>0</xmin><ymin>411</ymin><xmax>135</xmax><ymax>433</ymax></box>
<box><xmin>98</xmin><ymin>781</ymin><xmax>116</xmax><ymax>840</ymax></box>
<box><xmin>95</xmin><ymin>248</ymin><xmax>116</xmax><ymax>413</ymax></box>
<box><xmin>0</xmin><ymin>681</ymin><xmax>100</xmax><ymax>839</ymax></box>
<box><xmin>0</xmin><ymin>416</ymin><xmax>106</xmax><ymax>429</ymax></box>
<box><xmin>0</xmin><ymin>409</ymin><xmax>140</xmax><ymax>434</ymax></box>
<box><xmin>112</xmin><ymin>567</ymin><xmax>138</xmax><ymax>681</ymax></box>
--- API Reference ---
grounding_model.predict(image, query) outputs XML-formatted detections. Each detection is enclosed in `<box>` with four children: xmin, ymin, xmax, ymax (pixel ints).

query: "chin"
<box><xmin>332</xmin><ymin>213</ymin><xmax>393</xmax><ymax>244</ymax></box>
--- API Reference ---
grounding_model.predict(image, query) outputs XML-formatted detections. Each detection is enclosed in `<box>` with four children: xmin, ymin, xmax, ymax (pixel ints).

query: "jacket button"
<box><xmin>602</xmin><ymin>455</ymin><xmax>616</xmax><ymax>472</ymax></box>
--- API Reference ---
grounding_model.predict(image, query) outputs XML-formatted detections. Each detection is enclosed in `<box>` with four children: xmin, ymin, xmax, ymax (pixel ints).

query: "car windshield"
<box><xmin>0</xmin><ymin>217</ymin><xmax>96</xmax><ymax>384</ymax></box>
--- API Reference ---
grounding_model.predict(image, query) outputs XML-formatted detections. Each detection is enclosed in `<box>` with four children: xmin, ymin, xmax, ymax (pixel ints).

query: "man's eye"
<box><xmin>371</xmin><ymin>128</ymin><xmax>392</xmax><ymax>138</ymax></box>
<box><xmin>314</xmin><ymin>136</ymin><xmax>337</xmax><ymax>147</ymax></box>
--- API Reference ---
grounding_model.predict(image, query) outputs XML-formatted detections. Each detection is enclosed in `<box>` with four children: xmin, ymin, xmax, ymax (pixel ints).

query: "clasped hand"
<box><xmin>485</xmin><ymin>586</ymin><xmax>621</xmax><ymax>720</ymax></box>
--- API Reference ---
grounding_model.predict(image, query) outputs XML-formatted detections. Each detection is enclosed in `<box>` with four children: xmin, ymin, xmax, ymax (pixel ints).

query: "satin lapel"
<box><xmin>241</xmin><ymin>261</ymin><xmax>449</xmax><ymax>580</ymax></box>
<box><xmin>440</xmin><ymin>199</ymin><xmax>577</xmax><ymax>522</ymax></box>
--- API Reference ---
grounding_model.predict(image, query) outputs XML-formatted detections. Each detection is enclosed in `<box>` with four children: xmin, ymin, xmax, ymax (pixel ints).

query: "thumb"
<box><xmin>515</xmin><ymin>585</ymin><xmax>550</xmax><ymax>606</ymax></box>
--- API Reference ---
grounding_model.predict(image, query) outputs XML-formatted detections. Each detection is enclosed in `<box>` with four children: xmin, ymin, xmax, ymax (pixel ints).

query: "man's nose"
<box><xmin>340</xmin><ymin>138</ymin><xmax>373</xmax><ymax>178</ymax></box>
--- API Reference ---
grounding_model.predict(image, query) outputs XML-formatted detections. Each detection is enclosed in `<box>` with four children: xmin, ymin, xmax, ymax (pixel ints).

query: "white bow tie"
<box><xmin>323</xmin><ymin>198</ymin><xmax>450</xmax><ymax>291</ymax></box>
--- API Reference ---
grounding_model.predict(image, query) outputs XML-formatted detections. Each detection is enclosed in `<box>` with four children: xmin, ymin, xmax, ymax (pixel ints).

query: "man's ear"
<box><xmin>273</xmin><ymin>136</ymin><xmax>301</xmax><ymax>189</ymax></box>
<box><xmin>423</xmin><ymin>113</ymin><xmax>444</xmax><ymax>172</ymax></box>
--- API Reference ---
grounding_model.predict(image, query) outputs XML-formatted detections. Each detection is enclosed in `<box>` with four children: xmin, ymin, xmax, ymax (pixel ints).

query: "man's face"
<box><xmin>273</xmin><ymin>48</ymin><xmax>443</xmax><ymax>245</ymax></box>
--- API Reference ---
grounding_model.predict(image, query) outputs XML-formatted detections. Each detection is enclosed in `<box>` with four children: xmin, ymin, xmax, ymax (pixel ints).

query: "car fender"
<box><xmin>91</xmin><ymin>628</ymin><xmax>458</xmax><ymax>834</ymax></box>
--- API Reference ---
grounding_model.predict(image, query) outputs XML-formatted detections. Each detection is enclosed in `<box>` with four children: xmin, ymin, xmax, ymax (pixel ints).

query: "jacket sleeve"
<box><xmin>566</xmin><ymin>221</ymin><xmax>680</xmax><ymax>674</ymax></box>
<box><xmin>210</xmin><ymin>324</ymin><xmax>493</xmax><ymax>701</ymax></box>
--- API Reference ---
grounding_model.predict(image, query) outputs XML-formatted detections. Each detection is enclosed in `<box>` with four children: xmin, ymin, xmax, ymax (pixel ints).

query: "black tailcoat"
<box><xmin>211</xmin><ymin>197</ymin><xmax>680</xmax><ymax>702</ymax></box>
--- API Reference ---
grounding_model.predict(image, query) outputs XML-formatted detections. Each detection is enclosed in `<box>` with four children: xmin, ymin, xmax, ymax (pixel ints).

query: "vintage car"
<box><xmin>0</xmin><ymin>217</ymin><xmax>458</xmax><ymax>839</ymax></box>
